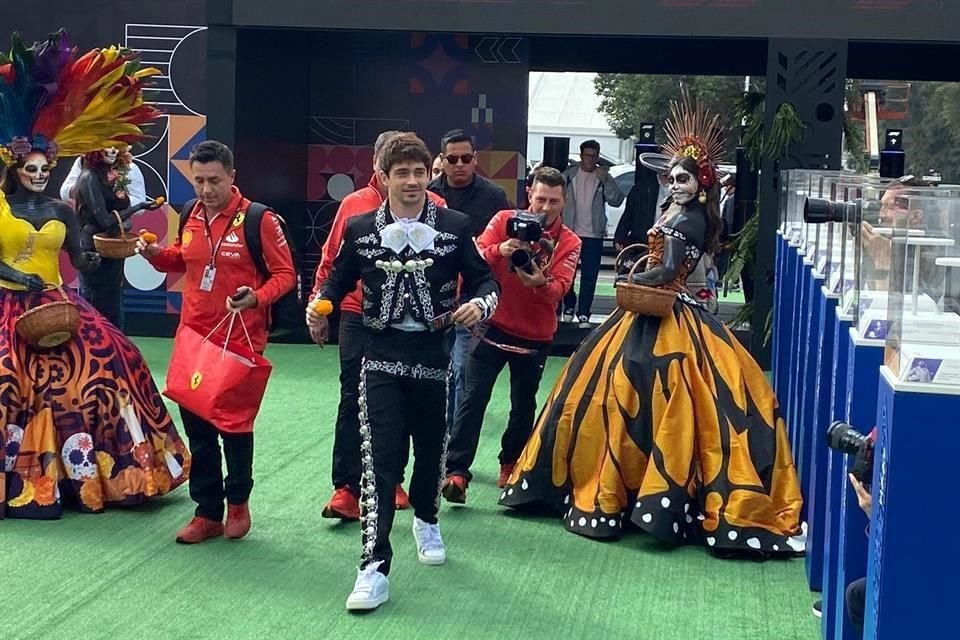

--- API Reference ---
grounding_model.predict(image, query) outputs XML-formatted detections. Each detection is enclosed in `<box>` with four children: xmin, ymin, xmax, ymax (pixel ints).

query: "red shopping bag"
<box><xmin>163</xmin><ymin>313</ymin><xmax>273</xmax><ymax>433</ymax></box>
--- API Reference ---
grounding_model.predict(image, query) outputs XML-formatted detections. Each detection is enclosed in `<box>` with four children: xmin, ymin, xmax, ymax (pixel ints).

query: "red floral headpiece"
<box><xmin>661</xmin><ymin>88</ymin><xmax>726</xmax><ymax>190</ymax></box>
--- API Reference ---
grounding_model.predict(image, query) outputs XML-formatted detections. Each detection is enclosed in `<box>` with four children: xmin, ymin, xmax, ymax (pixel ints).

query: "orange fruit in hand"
<box><xmin>139</xmin><ymin>230</ymin><xmax>158</xmax><ymax>244</ymax></box>
<box><xmin>310</xmin><ymin>299</ymin><xmax>333</xmax><ymax>316</ymax></box>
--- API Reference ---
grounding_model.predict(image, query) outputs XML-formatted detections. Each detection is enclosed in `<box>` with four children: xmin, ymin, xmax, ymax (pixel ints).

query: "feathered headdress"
<box><xmin>0</xmin><ymin>29</ymin><xmax>161</xmax><ymax>167</ymax></box>
<box><xmin>661</xmin><ymin>87</ymin><xmax>726</xmax><ymax>191</ymax></box>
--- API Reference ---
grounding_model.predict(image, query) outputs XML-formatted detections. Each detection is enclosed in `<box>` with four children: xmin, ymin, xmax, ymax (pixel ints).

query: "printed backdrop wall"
<box><xmin>10</xmin><ymin>5</ymin><xmax>531</xmax><ymax>331</ymax></box>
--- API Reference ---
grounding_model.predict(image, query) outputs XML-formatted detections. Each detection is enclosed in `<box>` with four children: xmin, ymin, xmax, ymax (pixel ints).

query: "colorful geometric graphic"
<box><xmin>478</xmin><ymin>151</ymin><xmax>527</xmax><ymax>207</ymax></box>
<box><xmin>119</xmin><ymin>24</ymin><xmax>208</xmax><ymax>312</ymax></box>
<box><xmin>168</xmin><ymin>115</ymin><xmax>207</xmax><ymax>204</ymax></box>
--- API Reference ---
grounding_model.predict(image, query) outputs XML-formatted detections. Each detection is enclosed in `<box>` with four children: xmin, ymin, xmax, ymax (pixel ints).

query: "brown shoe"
<box><xmin>395</xmin><ymin>484</ymin><xmax>411</xmax><ymax>510</ymax></box>
<box><xmin>497</xmin><ymin>463</ymin><xmax>516</xmax><ymax>489</ymax></box>
<box><xmin>175</xmin><ymin>516</ymin><xmax>224</xmax><ymax>544</ymax></box>
<box><xmin>225</xmin><ymin>502</ymin><xmax>251</xmax><ymax>540</ymax></box>
<box><xmin>441</xmin><ymin>475</ymin><xmax>468</xmax><ymax>504</ymax></box>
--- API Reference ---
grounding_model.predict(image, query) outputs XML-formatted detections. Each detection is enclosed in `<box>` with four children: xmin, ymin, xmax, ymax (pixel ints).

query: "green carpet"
<box><xmin>2</xmin><ymin>338</ymin><xmax>817</xmax><ymax>640</ymax></box>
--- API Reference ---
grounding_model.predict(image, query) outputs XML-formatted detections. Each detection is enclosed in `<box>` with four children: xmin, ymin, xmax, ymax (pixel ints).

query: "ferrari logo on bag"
<box><xmin>232</xmin><ymin>212</ymin><xmax>246</xmax><ymax>228</ymax></box>
<box><xmin>190</xmin><ymin>372</ymin><xmax>203</xmax><ymax>390</ymax></box>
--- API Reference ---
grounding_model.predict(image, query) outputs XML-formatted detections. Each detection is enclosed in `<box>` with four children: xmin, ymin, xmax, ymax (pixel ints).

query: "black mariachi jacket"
<box><xmin>320</xmin><ymin>199</ymin><xmax>499</xmax><ymax>332</ymax></box>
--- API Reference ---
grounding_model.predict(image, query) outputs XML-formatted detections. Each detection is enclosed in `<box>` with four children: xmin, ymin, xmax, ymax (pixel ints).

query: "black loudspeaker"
<box><xmin>638</xmin><ymin>122</ymin><xmax>656</xmax><ymax>146</ymax></box>
<box><xmin>879</xmin><ymin>128</ymin><xmax>905</xmax><ymax>178</ymax></box>
<box><xmin>542</xmin><ymin>137</ymin><xmax>570</xmax><ymax>172</ymax></box>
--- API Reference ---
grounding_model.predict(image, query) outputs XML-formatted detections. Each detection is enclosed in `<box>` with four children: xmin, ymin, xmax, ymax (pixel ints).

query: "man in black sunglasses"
<box><xmin>428</xmin><ymin>129</ymin><xmax>511</xmax><ymax>430</ymax></box>
<box><xmin>428</xmin><ymin>129</ymin><xmax>510</xmax><ymax>237</ymax></box>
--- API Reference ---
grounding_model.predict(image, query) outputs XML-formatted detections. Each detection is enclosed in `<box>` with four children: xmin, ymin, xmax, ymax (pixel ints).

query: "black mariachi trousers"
<box><xmin>357</xmin><ymin>329</ymin><xmax>450</xmax><ymax>576</ymax></box>
<box><xmin>331</xmin><ymin>311</ymin><xmax>410</xmax><ymax>491</ymax></box>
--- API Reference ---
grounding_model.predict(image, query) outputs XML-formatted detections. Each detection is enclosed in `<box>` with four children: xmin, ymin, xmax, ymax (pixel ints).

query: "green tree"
<box><xmin>593</xmin><ymin>74</ymin><xmax>759</xmax><ymax>162</ymax></box>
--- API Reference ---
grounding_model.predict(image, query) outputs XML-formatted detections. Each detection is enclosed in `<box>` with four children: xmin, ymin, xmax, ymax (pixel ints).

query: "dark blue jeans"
<box><xmin>562</xmin><ymin>236</ymin><xmax>604</xmax><ymax>317</ymax></box>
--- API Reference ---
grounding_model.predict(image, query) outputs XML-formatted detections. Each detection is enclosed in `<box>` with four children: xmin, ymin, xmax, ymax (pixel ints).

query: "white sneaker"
<box><xmin>412</xmin><ymin>517</ymin><xmax>447</xmax><ymax>565</ymax></box>
<box><xmin>577</xmin><ymin>315</ymin><xmax>592</xmax><ymax>329</ymax></box>
<box><xmin>562</xmin><ymin>311</ymin><xmax>575</xmax><ymax>323</ymax></box>
<box><xmin>345</xmin><ymin>561</ymin><xmax>390</xmax><ymax>611</ymax></box>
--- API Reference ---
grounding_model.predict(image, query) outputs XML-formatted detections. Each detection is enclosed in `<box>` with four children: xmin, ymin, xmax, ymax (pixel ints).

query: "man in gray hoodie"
<box><xmin>561</xmin><ymin>140</ymin><xmax>625</xmax><ymax>327</ymax></box>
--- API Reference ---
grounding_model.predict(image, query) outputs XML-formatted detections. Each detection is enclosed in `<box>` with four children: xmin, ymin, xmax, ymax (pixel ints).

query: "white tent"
<box><xmin>527</xmin><ymin>72</ymin><xmax>632</xmax><ymax>165</ymax></box>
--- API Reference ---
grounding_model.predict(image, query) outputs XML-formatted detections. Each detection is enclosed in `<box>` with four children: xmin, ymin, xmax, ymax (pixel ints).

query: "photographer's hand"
<box><xmin>516</xmin><ymin>259</ymin><xmax>547</xmax><ymax>288</ymax></box>
<box><xmin>849</xmin><ymin>473</ymin><xmax>873</xmax><ymax>517</ymax></box>
<box><xmin>498</xmin><ymin>239</ymin><xmax>525</xmax><ymax>258</ymax></box>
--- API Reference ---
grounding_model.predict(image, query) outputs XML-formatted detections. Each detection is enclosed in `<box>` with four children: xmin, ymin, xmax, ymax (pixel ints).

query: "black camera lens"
<box><xmin>510</xmin><ymin>248</ymin><xmax>534</xmax><ymax>273</ymax></box>
<box><xmin>826</xmin><ymin>421</ymin><xmax>875</xmax><ymax>486</ymax></box>
<box><xmin>826</xmin><ymin>421</ymin><xmax>868</xmax><ymax>454</ymax></box>
<box><xmin>804</xmin><ymin>197</ymin><xmax>842</xmax><ymax>224</ymax></box>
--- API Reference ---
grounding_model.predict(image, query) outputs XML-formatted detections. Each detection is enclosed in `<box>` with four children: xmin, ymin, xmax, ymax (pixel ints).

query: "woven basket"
<box><xmin>93</xmin><ymin>211</ymin><xmax>138</xmax><ymax>259</ymax></box>
<box><xmin>15</xmin><ymin>287</ymin><xmax>81</xmax><ymax>348</ymax></box>
<box><xmin>614</xmin><ymin>244</ymin><xmax>677</xmax><ymax>317</ymax></box>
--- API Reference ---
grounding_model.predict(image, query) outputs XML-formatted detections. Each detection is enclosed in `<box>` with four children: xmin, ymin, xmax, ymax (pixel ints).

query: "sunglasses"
<box><xmin>445</xmin><ymin>153</ymin><xmax>475</xmax><ymax>165</ymax></box>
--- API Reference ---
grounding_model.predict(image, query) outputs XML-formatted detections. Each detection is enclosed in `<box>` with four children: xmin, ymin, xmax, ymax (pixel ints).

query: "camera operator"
<box><xmin>441</xmin><ymin>167</ymin><xmax>581</xmax><ymax>503</ymax></box>
<box><xmin>845</xmin><ymin>472</ymin><xmax>871</xmax><ymax>636</ymax></box>
<box><xmin>820</xmin><ymin>421</ymin><xmax>875</xmax><ymax>636</ymax></box>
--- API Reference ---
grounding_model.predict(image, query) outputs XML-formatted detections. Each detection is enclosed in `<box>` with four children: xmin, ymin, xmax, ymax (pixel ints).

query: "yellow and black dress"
<box><xmin>499</xmin><ymin>209</ymin><xmax>803</xmax><ymax>554</ymax></box>
<box><xmin>0</xmin><ymin>191</ymin><xmax>189</xmax><ymax>519</ymax></box>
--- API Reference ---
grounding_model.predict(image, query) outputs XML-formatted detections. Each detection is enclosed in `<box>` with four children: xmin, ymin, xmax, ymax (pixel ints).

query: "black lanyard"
<box><xmin>200</xmin><ymin>201</ymin><xmax>243</xmax><ymax>267</ymax></box>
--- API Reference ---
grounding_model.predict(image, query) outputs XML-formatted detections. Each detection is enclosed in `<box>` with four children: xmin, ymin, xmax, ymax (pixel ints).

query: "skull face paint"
<box><xmin>102</xmin><ymin>147</ymin><xmax>119</xmax><ymax>165</ymax></box>
<box><xmin>668</xmin><ymin>164</ymin><xmax>699</xmax><ymax>206</ymax></box>
<box><xmin>17</xmin><ymin>152</ymin><xmax>52</xmax><ymax>193</ymax></box>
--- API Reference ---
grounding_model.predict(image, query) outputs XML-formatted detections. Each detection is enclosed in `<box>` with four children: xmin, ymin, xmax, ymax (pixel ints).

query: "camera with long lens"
<box><xmin>826</xmin><ymin>421</ymin><xmax>875</xmax><ymax>487</ymax></box>
<box><xmin>803</xmin><ymin>197</ymin><xmax>881</xmax><ymax>225</ymax></box>
<box><xmin>506</xmin><ymin>212</ymin><xmax>546</xmax><ymax>274</ymax></box>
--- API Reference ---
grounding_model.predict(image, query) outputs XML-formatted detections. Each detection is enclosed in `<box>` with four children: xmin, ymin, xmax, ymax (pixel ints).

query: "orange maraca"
<box><xmin>310</xmin><ymin>299</ymin><xmax>334</xmax><ymax>316</ymax></box>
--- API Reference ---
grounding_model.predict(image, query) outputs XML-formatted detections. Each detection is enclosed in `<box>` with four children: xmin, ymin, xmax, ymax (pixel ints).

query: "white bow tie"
<box><xmin>380</xmin><ymin>220</ymin><xmax>438</xmax><ymax>254</ymax></box>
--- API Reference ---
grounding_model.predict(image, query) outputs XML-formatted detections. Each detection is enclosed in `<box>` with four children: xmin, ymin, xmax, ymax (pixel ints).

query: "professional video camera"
<box><xmin>803</xmin><ymin>197</ymin><xmax>881</xmax><ymax>225</ymax></box>
<box><xmin>825</xmin><ymin>421</ymin><xmax>875</xmax><ymax>487</ymax></box>
<box><xmin>506</xmin><ymin>211</ymin><xmax>544</xmax><ymax>242</ymax></box>
<box><xmin>506</xmin><ymin>211</ymin><xmax>552</xmax><ymax>274</ymax></box>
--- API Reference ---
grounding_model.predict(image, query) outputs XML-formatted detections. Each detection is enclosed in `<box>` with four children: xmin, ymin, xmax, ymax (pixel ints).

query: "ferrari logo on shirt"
<box><xmin>182</xmin><ymin>229</ymin><xmax>193</xmax><ymax>247</ymax></box>
<box><xmin>190</xmin><ymin>371</ymin><xmax>203</xmax><ymax>390</ymax></box>
<box><xmin>232</xmin><ymin>212</ymin><xmax>246</xmax><ymax>228</ymax></box>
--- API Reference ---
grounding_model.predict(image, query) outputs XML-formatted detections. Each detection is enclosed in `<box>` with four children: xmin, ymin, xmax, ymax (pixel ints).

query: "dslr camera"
<box><xmin>825</xmin><ymin>421</ymin><xmax>875</xmax><ymax>487</ymax></box>
<box><xmin>506</xmin><ymin>211</ymin><xmax>547</xmax><ymax>274</ymax></box>
<box><xmin>804</xmin><ymin>197</ymin><xmax>881</xmax><ymax>225</ymax></box>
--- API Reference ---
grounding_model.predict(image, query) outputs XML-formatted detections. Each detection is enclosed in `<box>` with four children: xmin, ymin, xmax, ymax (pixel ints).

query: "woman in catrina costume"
<box><xmin>0</xmin><ymin>30</ymin><xmax>189</xmax><ymax>519</ymax></box>
<box><xmin>500</xmin><ymin>91</ymin><xmax>803</xmax><ymax>557</ymax></box>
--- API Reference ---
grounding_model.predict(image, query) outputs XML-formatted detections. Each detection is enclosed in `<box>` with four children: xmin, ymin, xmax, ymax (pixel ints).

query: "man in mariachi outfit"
<box><xmin>313</xmin><ymin>133</ymin><xmax>498</xmax><ymax>611</ymax></box>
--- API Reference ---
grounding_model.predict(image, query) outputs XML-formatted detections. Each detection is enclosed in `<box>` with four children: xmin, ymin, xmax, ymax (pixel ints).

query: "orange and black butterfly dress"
<box><xmin>499</xmin><ymin>208</ymin><xmax>803</xmax><ymax>555</ymax></box>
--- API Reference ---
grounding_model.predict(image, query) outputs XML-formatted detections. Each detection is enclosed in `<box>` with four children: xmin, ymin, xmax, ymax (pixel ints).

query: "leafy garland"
<box><xmin>723</xmin><ymin>91</ymin><xmax>805</xmax><ymax>341</ymax></box>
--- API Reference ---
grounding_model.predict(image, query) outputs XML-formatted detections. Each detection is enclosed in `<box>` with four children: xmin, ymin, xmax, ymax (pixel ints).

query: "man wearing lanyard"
<box><xmin>139</xmin><ymin>140</ymin><xmax>296</xmax><ymax>544</ymax></box>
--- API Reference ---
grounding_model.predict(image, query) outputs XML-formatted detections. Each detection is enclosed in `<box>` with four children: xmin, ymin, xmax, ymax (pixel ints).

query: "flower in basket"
<box><xmin>106</xmin><ymin>169</ymin><xmax>118</xmax><ymax>184</ymax></box>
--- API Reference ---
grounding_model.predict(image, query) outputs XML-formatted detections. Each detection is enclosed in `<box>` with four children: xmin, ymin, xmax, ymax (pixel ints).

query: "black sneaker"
<box><xmin>812</xmin><ymin>600</ymin><xmax>822</xmax><ymax>619</ymax></box>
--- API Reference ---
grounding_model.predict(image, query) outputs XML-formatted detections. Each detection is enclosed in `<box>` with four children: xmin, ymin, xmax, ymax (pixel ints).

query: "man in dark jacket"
<box><xmin>314</xmin><ymin>133</ymin><xmax>499</xmax><ymax>612</ymax></box>
<box><xmin>427</xmin><ymin>128</ymin><xmax>511</xmax><ymax>429</ymax></box>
